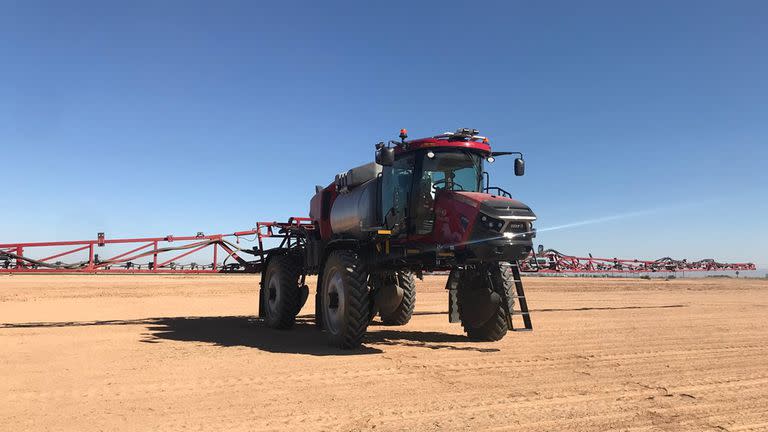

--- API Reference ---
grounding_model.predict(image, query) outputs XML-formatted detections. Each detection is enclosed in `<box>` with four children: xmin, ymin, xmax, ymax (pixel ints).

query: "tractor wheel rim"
<box><xmin>325</xmin><ymin>269</ymin><xmax>345</xmax><ymax>335</ymax></box>
<box><xmin>267</xmin><ymin>273</ymin><xmax>281</xmax><ymax>317</ymax></box>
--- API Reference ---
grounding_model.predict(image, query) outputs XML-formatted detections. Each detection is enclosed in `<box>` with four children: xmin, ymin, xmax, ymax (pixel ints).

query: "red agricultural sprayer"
<box><xmin>0</xmin><ymin>129</ymin><xmax>756</xmax><ymax>348</ymax></box>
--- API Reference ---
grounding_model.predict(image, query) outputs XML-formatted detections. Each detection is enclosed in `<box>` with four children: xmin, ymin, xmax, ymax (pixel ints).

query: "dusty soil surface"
<box><xmin>1</xmin><ymin>274</ymin><xmax>767</xmax><ymax>431</ymax></box>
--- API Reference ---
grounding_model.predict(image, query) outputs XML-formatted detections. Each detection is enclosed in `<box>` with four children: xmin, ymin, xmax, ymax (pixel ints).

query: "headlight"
<box><xmin>479</xmin><ymin>214</ymin><xmax>504</xmax><ymax>232</ymax></box>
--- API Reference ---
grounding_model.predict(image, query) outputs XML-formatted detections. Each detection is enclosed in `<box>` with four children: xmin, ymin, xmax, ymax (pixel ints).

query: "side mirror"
<box><xmin>376</xmin><ymin>147</ymin><xmax>395</xmax><ymax>166</ymax></box>
<box><xmin>514</xmin><ymin>158</ymin><xmax>525</xmax><ymax>176</ymax></box>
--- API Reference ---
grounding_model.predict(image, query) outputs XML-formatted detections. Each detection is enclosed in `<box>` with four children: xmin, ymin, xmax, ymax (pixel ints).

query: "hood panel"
<box><xmin>449</xmin><ymin>192</ymin><xmax>535</xmax><ymax>216</ymax></box>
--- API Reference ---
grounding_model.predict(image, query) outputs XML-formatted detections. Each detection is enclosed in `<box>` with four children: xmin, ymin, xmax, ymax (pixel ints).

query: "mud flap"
<box><xmin>449</xmin><ymin>268</ymin><xmax>502</xmax><ymax>327</ymax></box>
<box><xmin>447</xmin><ymin>269</ymin><xmax>461</xmax><ymax>323</ymax></box>
<box><xmin>294</xmin><ymin>284</ymin><xmax>309</xmax><ymax>316</ymax></box>
<box><xmin>375</xmin><ymin>282</ymin><xmax>404</xmax><ymax>316</ymax></box>
<box><xmin>314</xmin><ymin>290</ymin><xmax>323</xmax><ymax>329</ymax></box>
<box><xmin>258</xmin><ymin>278</ymin><xmax>265</xmax><ymax>319</ymax></box>
<box><xmin>461</xmin><ymin>289</ymin><xmax>502</xmax><ymax>328</ymax></box>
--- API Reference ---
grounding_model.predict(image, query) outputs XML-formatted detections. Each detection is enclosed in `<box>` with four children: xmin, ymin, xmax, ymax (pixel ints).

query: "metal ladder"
<box><xmin>506</xmin><ymin>262</ymin><xmax>533</xmax><ymax>331</ymax></box>
<box><xmin>446</xmin><ymin>263</ymin><xmax>533</xmax><ymax>331</ymax></box>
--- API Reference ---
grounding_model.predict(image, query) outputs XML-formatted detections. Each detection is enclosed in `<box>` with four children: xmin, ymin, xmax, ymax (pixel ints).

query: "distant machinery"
<box><xmin>518</xmin><ymin>247</ymin><xmax>756</xmax><ymax>273</ymax></box>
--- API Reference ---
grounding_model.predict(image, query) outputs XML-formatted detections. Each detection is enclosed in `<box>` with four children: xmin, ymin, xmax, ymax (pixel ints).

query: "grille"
<box><xmin>504</xmin><ymin>221</ymin><xmax>529</xmax><ymax>233</ymax></box>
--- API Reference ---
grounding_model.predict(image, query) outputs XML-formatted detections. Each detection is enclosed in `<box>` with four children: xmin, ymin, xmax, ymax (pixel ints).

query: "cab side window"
<box><xmin>381</xmin><ymin>154</ymin><xmax>414</xmax><ymax>235</ymax></box>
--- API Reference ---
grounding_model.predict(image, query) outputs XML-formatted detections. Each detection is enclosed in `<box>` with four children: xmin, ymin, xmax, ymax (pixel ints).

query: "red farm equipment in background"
<box><xmin>518</xmin><ymin>248</ymin><xmax>755</xmax><ymax>273</ymax></box>
<box><xmin>0</xmin><ymin>218</ymin><xmax>314</xmax><ymax>274</ymax></box>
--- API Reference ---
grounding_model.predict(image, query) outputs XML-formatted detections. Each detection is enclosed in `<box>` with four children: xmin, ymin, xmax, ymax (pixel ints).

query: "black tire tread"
<box><xmin>323</xmin><ymin>250</ymin><xmax>370</xmax><ymax>348</ymax></box>
<box><xmin>264</xmin><ymin>255</ymin><xmax>302</xmax><ymax>329</ymax></box>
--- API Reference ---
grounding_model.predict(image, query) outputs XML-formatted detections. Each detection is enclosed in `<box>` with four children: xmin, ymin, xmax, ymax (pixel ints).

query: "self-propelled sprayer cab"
<box><xmin>309</xmin><ymin>128</ymin><xmax>536</xmax><ymax>270</ymax></box>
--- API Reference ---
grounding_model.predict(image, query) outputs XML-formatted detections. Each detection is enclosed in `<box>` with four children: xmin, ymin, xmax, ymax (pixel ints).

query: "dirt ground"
<box><xmin>1</xmin><ymin>274</ymin><xmax>767</xmax><ymax>431</ymax></box>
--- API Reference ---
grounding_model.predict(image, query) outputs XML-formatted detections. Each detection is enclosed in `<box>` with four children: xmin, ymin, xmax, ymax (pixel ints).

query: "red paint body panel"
<box><xmin>309</xmin><ymin>182</ymin><xmax>337</xmax><ymax>241</ymax></box>
<box><xmin>395</xmin><ymin>138</ymin><xmax>491</xmax><ymax>155</ymax></box>
<box><xmin>430</xmin><ymin>191</ymin><xmax>481</xmax><ymax>247</ymax></box>
<box><xmin>409</xmin><ymin>191</ymin><xmax>523</xmax><ymax>248</ymax></box>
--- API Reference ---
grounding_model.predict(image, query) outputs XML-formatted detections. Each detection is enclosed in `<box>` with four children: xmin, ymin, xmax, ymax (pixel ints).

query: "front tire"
<box><xmin>320</xmin><ymin>250</ymin><xmax>371</xmax><ymax>348</ymax></box>
<box><xmin>457</xmin><ymin>263</ymin><xmax>514</xmax><ymax>341</ymax></box>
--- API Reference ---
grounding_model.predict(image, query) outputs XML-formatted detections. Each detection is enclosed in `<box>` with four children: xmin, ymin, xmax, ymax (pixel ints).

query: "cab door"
<box><xmin>380</xmin><ymin>154</ymin><xmax>415</xmax><ymax>237</ymax></box>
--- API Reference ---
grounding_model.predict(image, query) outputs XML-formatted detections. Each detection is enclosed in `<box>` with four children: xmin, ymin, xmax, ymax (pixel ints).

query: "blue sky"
<box><xmin>2</xmin><ymin>1</ymin><xmax>767</xmax><ymax>267</ymax></box>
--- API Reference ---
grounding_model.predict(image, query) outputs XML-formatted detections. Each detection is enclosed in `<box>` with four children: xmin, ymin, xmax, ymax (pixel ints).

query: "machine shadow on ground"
<box><xmin>0</xmin><ymin>303</ymin><xmax>688</xmax><ymax>356</ymax></box>
<box><xmin>139</xmin><ymin>315</ymin><xmax>501</xmax><ymax>355</ymax></box>
<box><xmin>140</xmin><ymin>316</ymin><xmax>382</xmax><ymax>356</ymax></box>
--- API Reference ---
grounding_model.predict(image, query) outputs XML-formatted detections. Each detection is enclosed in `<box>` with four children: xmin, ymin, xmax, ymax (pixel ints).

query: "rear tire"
<box><xmin>457</xmin><ymin>263</ymin><xmax>513</xmax><ymax>341</ymax></box>
<box><xmin>379</xmin><ymin>271</ymin><xmax>416</xmax><ymax>325</ymax></box>
<box><xmin>262</xmin><ymin>255</ymin><xmax>302</xmax><ymax>329</ymax></box>
<box><xmin>320</xmin><ymin>250</ymin><xmax>371</xmax><ymax>348</ymax></box>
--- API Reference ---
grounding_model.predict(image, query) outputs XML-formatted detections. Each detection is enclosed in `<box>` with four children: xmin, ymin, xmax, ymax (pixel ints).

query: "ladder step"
<box><xmin>509</xmin><ymin>311</ymin><xmax>530</xmax><ymax>316</ymax></box>
<box><xmin>511</xmin><ymin>328</ymin><xmax>533</xmax><ymax>332</ymax></box>
<box><xmin>509</xmin><ymin>295</ymin><xmax>525</xmax><ymax>299</ymax></box>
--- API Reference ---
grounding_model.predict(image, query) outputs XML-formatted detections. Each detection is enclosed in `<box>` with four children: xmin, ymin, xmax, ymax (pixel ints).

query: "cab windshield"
<box><xmin>419</xmin><ymin>150</ymin><xmax>483</xmax><ymax>192</ymax></box>
<box><xmin>410</xmin><ymin>149</ymin><xmax>483</xmax><ymax>235</ymax></box>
